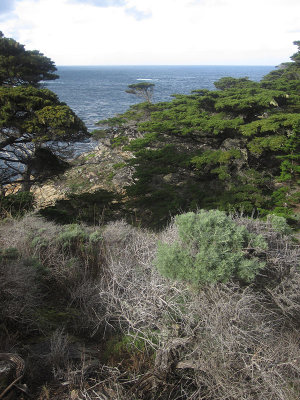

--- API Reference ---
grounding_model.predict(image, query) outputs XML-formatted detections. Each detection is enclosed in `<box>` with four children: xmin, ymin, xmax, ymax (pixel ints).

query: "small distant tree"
<box><xmin>126</xmin><ymin>82</ymin><xmax>155</xmax><ymax>103</ymax></box>
<box><xmin>290</xmin><ymin>40</ymin><xmax>300</xmax><ymax>65</ymax></box>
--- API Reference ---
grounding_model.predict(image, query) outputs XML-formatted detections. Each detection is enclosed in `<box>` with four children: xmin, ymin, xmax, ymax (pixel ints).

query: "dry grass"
<box><xmin>0</xmin><ymin>213</ymin><xmax>299</xmax><ymax>399</ymax></box>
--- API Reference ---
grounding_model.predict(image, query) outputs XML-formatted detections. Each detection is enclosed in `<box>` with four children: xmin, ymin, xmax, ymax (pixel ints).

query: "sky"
<box><xmin>1</xmin><ymin>0</ymin><xmax>300</xmax><ymax>66</ymax></box>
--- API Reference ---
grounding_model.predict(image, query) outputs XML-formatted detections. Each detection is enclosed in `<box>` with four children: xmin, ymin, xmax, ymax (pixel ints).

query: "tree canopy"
<box><xmin>126</xmin><ymin>82</ymin><xmax>155</xmax><ymax>103</ymax></box>
<box><xmin>99</xmin><ymin>41</ymin><xmax>300</xmax><ymax>227</ymax></box>
<box><xmin>0</xmin><ymin>32</ymin><xmax>88</xmax><ymax>192</ymax></box>
<box><xmin>0</xmin><ymin>31</ymin><xmax>58</xmax><ymax>87</ymax></box>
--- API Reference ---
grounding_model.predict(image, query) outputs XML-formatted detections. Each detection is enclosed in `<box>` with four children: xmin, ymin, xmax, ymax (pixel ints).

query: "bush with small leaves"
<box><xmin>0</xmin><ymin>192</ymin><xmax>34</xmax><ymax>219</ymax></box>
<box><xmin>89</xmin><ymin>229</ymin><xmax>103</xmax><ymax>243</ymax></box>
<box><xmin>57</xmin><ymin>224</ymin><xmax>88</xmax><ymax>246</ymax></box>
<box><xmin>267</xmin><ymin>214</ymin><xmax>293</xmax><ymax>235</ymax></box>
<box><xmin>56</xmin><ymin>224</ymin><xmax>89</xmax><ymax>258</ymax></box>
<box><xmin>155</xmin><ymin>210</ymin><xmax>268</xmax><ymax>285</ymax></box>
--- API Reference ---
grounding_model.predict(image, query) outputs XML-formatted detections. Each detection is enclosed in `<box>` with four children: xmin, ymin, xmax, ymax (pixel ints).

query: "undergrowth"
<box><xmin>0</xmin><ymin>211</ymin><xmax>299</xmax><ymax>399</ymax></box>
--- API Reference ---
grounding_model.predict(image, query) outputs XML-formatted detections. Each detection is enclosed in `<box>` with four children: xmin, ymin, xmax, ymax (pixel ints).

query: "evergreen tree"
<box><xmin>0</xmin><ymin>31</ymin><xmax>58</xmax><ymax>87</ymax></box>
<box><xmin>0</xmin><ymin>33</ymin><xmax>88</xmax><ymax>192</ymax></box>
<box><xmin>126</xmin><ymin>82</ymin><xmax>155</xmax><ymax>103</ymax></box>
<box><xmin>99</xmin><ymin>41</ymin><xmax>300</xmax><ymax>226</ymax></box>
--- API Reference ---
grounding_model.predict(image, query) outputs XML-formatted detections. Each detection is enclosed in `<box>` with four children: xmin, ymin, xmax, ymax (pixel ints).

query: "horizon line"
<box><xmin>56</xmin><ymin>64</ymin><xmax>276</xmax><ymax>67</ymax></box>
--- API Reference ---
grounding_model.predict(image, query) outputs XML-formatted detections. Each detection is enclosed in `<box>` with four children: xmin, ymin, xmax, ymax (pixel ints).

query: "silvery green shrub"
<box><xmin>267</xmin><ymin>214</ymin><xmax>292</xmax><ymax>235</ymax></box>
<box><xmin>155</xmin><ymin>210</ymin><xmax>267</xmax><ymax>285</ymax></box>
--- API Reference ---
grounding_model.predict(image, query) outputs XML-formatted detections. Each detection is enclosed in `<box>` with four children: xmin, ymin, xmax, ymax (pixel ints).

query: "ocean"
<box><xmin>0</xmin><ymin>65</ymin><xmax>276</xmax><ymax>176</ymax></box>
<box><xmin>45</xmin><ymin>65</ymin><xmax>275</xmax><ymax>132</ymax></box>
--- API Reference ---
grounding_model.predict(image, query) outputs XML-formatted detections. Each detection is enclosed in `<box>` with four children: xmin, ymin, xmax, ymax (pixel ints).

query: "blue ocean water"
<box><xmin>45</xmin><ymin>65</ymin><xmax>275</xmax><ymax>132</ymax></box>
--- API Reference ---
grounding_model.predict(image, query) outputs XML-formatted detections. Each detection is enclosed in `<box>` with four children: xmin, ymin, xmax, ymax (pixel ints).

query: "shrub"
<box><xmin>89</xmin><ymin>229</ymin><xmax>103</xmax><ymax>243</ymax></box>
<box><xmin>39</xmin><ymin>189</ymin><xmax>122</xmax><ymax>225</ymax></box>
<box><xmin>0</xmin><ymin>247</ymin><xmax>19</xmax><ymax>260</ymax></box>
<box><xmin>57</xmin><ymin>224</ymin><xmax>88</xmax><ymax>248</ymax></box>
<box><xmin>0</xmin><ymin>192</ymin><xmax>34</xmax><ymax>218</ymax></box>
<box><xmin>267</xmin><ymin>214</ymin><xmax>293</xmax><ymax>235</ymax></box>
<box><xmin>155</xmin><ymin>210</ymin><xmax>267</xmax><ymax>285</ymax></box>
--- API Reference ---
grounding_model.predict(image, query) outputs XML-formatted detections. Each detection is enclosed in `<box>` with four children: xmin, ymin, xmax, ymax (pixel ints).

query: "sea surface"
<box><xmin>45</xmin><ymin>65</ymin><xmax>275</xmax><ymax>132</ymax></box>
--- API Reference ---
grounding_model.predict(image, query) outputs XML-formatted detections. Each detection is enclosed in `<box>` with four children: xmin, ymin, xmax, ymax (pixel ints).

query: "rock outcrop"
<box><xmin>31</xmin><ymin>126</ymin><xmax>139</xmax><ymax>209</ymax></box>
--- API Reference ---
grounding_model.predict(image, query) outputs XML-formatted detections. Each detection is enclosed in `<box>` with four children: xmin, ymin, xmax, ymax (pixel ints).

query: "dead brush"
<box><xmin>0</xmin><ymin>256</ymin><xmax>43</xmax><ymax>332</ymax></box>
<box><xmin>1</xmin><ymin>213</ymin><xmax>299</xmax><ymax>399</ymax></box>
<box><xmin>93</xmin><ymin>216</ymin><xmax>300</xmax><ymax>399</ymax></box>
<box><xmin>47</xmin><ymin>328</ymin><xmax>71</xmax><ymax>380</ymax></box>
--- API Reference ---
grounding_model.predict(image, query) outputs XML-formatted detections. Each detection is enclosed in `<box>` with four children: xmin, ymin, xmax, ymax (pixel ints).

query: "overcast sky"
<box><xmin>1</xmin><ymin>0</ymin><xmax>300</xmax><ymax>66</ymax></box>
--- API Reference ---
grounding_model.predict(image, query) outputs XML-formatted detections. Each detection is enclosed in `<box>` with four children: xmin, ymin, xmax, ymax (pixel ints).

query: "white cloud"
<box><xmin>125</xmin><ymin>6</ymin><xmax>152</xmax><ymax>21</ymax></box>
<box><xmin>67</xmin><ymin>0</ymin><xmax>126</xmax><ymax>6</ymax></box>
<box><xmin>1</xmin><ymin>0</ymin><xmax>300</xmax><ymax>65</ymax></box>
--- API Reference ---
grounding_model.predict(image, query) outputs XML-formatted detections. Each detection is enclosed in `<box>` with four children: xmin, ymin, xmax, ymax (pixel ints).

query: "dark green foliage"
<box><xmin>27</xmin><ymin>148</ymin><xmax>70</xmax><ymax>181</ymax></box>
<box><xmin>261</xmin><ymin>42</ymin><xmax>300</xmax><ymax>94</ymax></box>
<box><xmin>126</xmin><ymin>82</ymin><xmax>155</xmax><ymax>103</ymax></box>
<box><xmin>98</xmin><ymin>41</ymin><xmax>300</xmax><ymax>227</ymax></box>
<box><xmin>0</xmin><ymin>32</ymin><xmax>88</xmax><ymax>191</ymax></box>
<box><xmin>0</xmin><ymin>31</ymin><xmax>58</xmax><ymax>87</ymax></box>
<box><xmin>155</xmin><ymin>210</ymin><xmax>267</xmax><ymax>285</ymax></box>
<box><xmin>111</xmin><ymin>135</ymin><xmax>129</xmax><ymax>148</ymax></box>
<box><xmin>0</xmin><ymin>247</ymin><xmax>19</xmax><ymax>261</ymax></box>
<box><xmin>0</xmin><ymin>86</ymin><xmax>87</xmax><ymax>146</ymax></box>
<box><xmin>39</xmin><ymin>189</ymin><xmax>123</xmax><ymax>225</ymax></box>
<box><xmin>124</xmin><ymin>132</ymin><xmax>159</xmax><ymax>151</ymax></box>
<box><xmin>191</xmin><ymin>149</ymin><xmax>242</xmax><ymax>180</ymax></box>
<box><xmin>214</xmin><ymin>76</ymin><xmax>260</xmax><ymax>90</ymax></box>
<box><xmin>125</xmin><ymin>144</ymin><xmax>201</xmax><ymax>227</ymax></box>
<box><xmin>213</xmin><ymin>88</ymin><xmax>288</xmax><ymax>119</ymax></box>
<box><xmin>0</xmin><ymin>191</ymin><xmax>34</xmax><ymax>218</ymax></box>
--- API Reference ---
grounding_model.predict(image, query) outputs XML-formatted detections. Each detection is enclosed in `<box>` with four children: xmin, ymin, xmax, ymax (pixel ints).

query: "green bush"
<box><xmin>155</xmin><ymin>210</ymin><xmax>267</xmax><ymax>285</ymax></box>
<box><xmin>267</xmin><ymin>214</ymin><xmax>293</xmax><ymax>235</ymax></box>
<box><xmin>57</xmin><ymin>224</ymin><xmax>88</xmax><ymax>249</ymax></box>
<box><xmin>0</xmin><ymin>247</ymin><xmax>19</xmax><ymax>261</ymax></box>
<box><xmin>0</xmin><ymin>192</ymin><xmax>34</xmax><ymax>218</ymax></box>
<box><xmin>89</xmin><ymin>230</ymin><xmax>103</xmax><ymax>243</ymax></box>
<box><xmin>39</xmin><ymin>189</ymin><xmax>122</xmax><ymax>225</ymax></box>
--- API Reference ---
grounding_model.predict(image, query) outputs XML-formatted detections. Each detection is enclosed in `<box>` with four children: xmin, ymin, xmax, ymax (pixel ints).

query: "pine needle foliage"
<box><xmin>155</xmin><ymin>210</ymin><xmax>267</xmax><ymax>285</ymax></box>
<box><xmin>98</xmin><ymin>41</ymin><xmax>300</xmax><ymax>225</ymax></box>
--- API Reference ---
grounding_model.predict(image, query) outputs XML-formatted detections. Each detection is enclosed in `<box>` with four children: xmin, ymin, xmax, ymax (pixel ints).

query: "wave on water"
<box><xmin>43</xmin><ymin>65</ymin><xmax>275</xmax><ymax>155</ymax></box>
<box><xmin>47</xmin><ymin>65</ymin><xmax>275</xmax><ymax>132</ymax></box>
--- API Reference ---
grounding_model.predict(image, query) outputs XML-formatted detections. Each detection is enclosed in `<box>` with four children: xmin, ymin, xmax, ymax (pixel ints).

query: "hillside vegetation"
<box><xmin>93</xmin><ymin>41</ymin><xmax>299</xmax><ymax>228</ymax></box>
<box><xmin>9</xmin><ymin>41</ymin><xmax>299</xmax><ymax>230</ymax></box>
<box><xmin>0</xmin><ymin>38</ymin><xmax>299</xmax><ymax>399</ymax></box>
<box><xmin>0</xmin><ymin>211</ymin><xmax>299</xmax><ymax>399</ymax></box>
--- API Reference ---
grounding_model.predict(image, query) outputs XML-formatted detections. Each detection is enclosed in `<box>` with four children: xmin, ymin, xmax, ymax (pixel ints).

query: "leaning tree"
<box><xmin>126</xmin><ymin>82</ymin><xmax>155</xmax><ymax>103</ymax></box>
<box><xmin>0</xmin><ymin>32</ymin><xmax>88</xmax><ymax>192</ymax></box>
<box><xmin>0</xmin><ymin>31</ymin><xmax>58</xmax><ymax>87</ymax></box>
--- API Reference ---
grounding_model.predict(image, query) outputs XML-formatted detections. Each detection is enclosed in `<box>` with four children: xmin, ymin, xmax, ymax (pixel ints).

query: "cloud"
<box><xmin>188</xmin><ymin>0</ymin><xmax>227</xmax><ymax>6</ymax></box>
<box><xmin>68</xmin><ymin>0</ymin><xmax>151</xmax><ymax>20</ymax></box>
<box><xmin>287</xmin><ymin>28</ymin><xmax>300</xmax><ymax>33</ymax></box>
<box><xmin>1</xmin><ymin>0</ymin><xmax>300</xmax><ymax>65</ymax></box>
<box><xmin>68</xmin><ymin>0</ymin><xmax>126</xmax><ymax>6</ymax></box>
<box><xmin>125</xmin><ymin>6</ymin><xmax>152</xmax><ymax>21</ymax></box>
